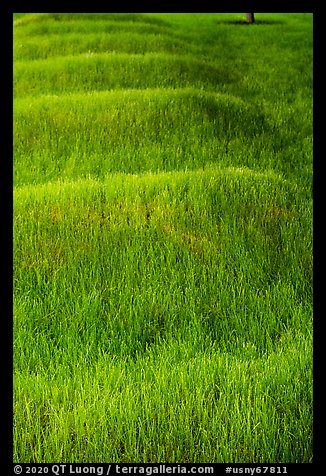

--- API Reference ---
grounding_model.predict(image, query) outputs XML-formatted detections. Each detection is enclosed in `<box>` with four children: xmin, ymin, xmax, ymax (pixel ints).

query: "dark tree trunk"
<box><xmin>246</xmin><ymin>13</ymin><xmax>255</xmax><ymax>24</ymax></box>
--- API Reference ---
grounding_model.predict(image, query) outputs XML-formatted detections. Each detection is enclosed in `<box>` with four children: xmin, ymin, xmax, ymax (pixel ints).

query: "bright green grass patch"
<box><xmin>14</xmin><ymin>331</ymin><xmax>312</xmax><ymax>463</ymax></box>
<box><xmin>14</xmin><ymin>30</ymin><xmax>193</xmax><ymax>61</ymax></box>
<box><xmin>14</xmin><ymin>12</ymin><xmax>312</xmax><ymax>187</ymax></box>
<box><xmin>14</xmin><ymin>168</ymin><xmax>312</xmax><ymax>357</ymax></box>
<box><xmin>14</xmin><ymin>52</ymin><xmax>234</xmax><ymax>97</ymax></box>
<box><xmin>13</xmin><ymin>88</ymin><xmax>263</xmax><ymax>183</ymax></box>
<box><xmin>13</xmin><ymin>12</ymin><xmax>313</xmax><ymax>463</ymax></box>
<box><xmin>13</xmin><ymin>12</ymin><xmax>171</xmax><ymax>27</ymax></box>
<box><xmin>14</xmin><ymin>87</ymin><xmax>311</xmax><ymax>186</ymax></box>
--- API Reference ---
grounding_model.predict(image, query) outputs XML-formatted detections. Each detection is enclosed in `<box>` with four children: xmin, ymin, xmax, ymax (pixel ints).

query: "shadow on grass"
<box><xmin>218</xmin><ymin>20</ymin><xmax>285</xmax><ymax>26</ymax></box>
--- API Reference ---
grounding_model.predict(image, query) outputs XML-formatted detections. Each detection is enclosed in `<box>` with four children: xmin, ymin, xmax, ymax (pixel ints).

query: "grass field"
<box><xmin>13</xmin><ymin>13</ymin><xmax>313</xmax><ymax>463</ymax></box>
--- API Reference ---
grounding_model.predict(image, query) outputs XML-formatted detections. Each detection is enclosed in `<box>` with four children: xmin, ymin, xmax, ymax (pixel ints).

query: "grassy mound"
<box><xmin>13</xmin><ymin>13</ymin><xmax>313</xmax><ymax>463</ymax></box>
<box><xmin>14</xmin><ymin>88</ymin><xmax>275</xmax><ymax>183</ymax></box>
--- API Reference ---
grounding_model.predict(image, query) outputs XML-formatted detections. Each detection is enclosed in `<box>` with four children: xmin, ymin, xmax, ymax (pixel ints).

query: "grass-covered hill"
<box><xmin>13</xmin><ymin>13</ymin><xmax>313</xmax><ymax>463</ymax></box>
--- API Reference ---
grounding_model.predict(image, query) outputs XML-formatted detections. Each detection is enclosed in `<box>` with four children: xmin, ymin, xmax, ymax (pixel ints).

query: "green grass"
<box><xmin>13</xmin><ymin>13</ymin><xmax>313</xmax><ymax>463</ymax></box>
